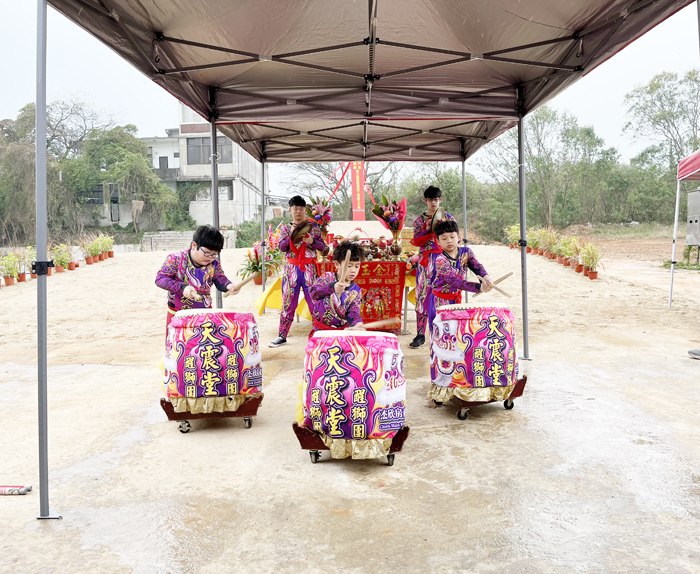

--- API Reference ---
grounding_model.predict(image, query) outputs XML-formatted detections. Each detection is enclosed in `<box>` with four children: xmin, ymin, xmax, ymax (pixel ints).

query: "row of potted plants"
<box><xmin>504</xmin><ymin>225</ymin><xmax>603</xmax><ymax>280</ymax></box>
<box><xmin>1</xmin><ymin>234</ymin><xmax>116</xmax><ymax>287</ymax></box>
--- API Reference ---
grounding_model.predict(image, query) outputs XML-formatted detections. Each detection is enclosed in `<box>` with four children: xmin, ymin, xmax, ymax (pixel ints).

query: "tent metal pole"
<box><xmin>210</xmin><ymin>121</ymin><xmax>222</xmax><ymax>309</ymax></box>
<box><xmin>36</xmin><ymin>0</ymin><xmax>60</xmax><ymax>520</ymax></box>
<box><xmin>462</xmin><ymin>157</ymin><xmax>468</xmax><ymax>303</ymax></box>
<box><xmin>261</xmin><ymin>142</ymin><xmax>267</xmax><ymax>294</ymax></box>
<box><xmin>668</xmin><ymin>179</ymin><xmax>682</xmax><ymax>309</ymax></box>
<box><xmin>517</xmin><ymin>115</ymin><xmax>531</xmax><ymax>359</ymax></box>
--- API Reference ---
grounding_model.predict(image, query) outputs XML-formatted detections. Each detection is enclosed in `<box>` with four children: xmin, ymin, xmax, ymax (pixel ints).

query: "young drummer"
<box><xmin>409</xmin><ymin>185</ymin><xmax>455</xmax><ymax>348</ymax></box>
<box><xmin>269</xmin><ymin>195</ymin><xmax>327</xmax><ymax>347</ymax></box>
<box><xmin>308</xmin><ymin>241</ymin><xmax>365</xmax><ymax>334</ymax></box>
<box><xmin>155</xmin><ymin>225</ymin><xmax>240</xmax><ymax>338</ymax></box>
<box><xmin>426</xmin><ymin>220</ymin><xmax>493</xmax><ymax>335</ymax></box>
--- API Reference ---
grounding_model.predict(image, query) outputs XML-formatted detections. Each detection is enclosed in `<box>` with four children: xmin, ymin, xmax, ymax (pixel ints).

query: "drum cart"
<box><xmin>160</xmin><ymin>394</ymin><xmax>264</xmax><ymax>433</ymax></box>
<box><xmin>292</xmin><ymin>422</ymin><xmax>410</xmax><ymax>465</ymax></box>
<box><xmin>433</xmin><ymin>376</ymin><xmax>527</xmax><ymax>420</ymax></box>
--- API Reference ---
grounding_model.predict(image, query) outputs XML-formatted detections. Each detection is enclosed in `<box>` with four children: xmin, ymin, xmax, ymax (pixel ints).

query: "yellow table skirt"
<box><xmin>254</xmin><ymin>276</ymin><xmax>313</xmax><ymax>321</ymax></box>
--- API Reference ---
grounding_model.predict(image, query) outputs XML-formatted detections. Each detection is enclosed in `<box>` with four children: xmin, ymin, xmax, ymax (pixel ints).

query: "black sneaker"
<box><xmin>409</xmin><ymin>334</ymin><xmax>425</xmax><ymax>348</ymax></box>
<box><xmin>268</xmin><ymin>336</ymin><xmax>287</xmax><ymax>348</ymax></box>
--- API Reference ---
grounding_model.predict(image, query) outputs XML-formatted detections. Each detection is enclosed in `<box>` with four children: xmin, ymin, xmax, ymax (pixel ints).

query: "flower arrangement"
<box><xmin>306</xmin><ymin>196</ymin><xmax>333</xmax><ymax>234</ymax></box>
<box><xmin>238</xmin><ymin>228</ymin><xmax>284</xmax><ymax>280</ymax></box>
<box><xmin>371</xmin><ymin>195</ymin><xmax>407</xmax><ymax>232</ymax></box>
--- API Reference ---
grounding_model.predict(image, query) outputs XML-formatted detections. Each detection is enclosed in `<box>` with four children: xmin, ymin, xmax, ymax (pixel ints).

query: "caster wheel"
<box><xmin>244</xmin><ymin>417</ymin><xmax>253</xmax><ymax>429</ymax></box>
<box><xmin>178</xmin><ymin>420</ymin><xmax>191</xmax><ymax>434</ymax></box>
<box><xmin>504</xmin><ymin>399</ymin><xmax>515</xmax><ymax>410</ymax></box>
<box><xmin>457</xmin><ymin>409</ymin><xmax>469</xmax><ymax>421</ymax></box>
<box><xmin>387</xmin><ymin>453</ymin><xmax>395</xmax><ymax>466</ymax></box>
<box><xmin>433</xmin><ymin>401</ymin><xmax>443</xmax><ymax>406</ymax></box>
<box><xmin>309</xmin><ymin>450</ymin><xmax>320</xmax><ymax>464</ymax></box>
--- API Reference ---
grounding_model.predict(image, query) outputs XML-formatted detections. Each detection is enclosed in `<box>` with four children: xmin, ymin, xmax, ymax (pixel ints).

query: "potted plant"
<box><xmin>1</xmin><ymin>254</ymin><xmax>20</xmax><ymax>286</ymax></box>
<box><xmin>13</xmin><ymin>248</ymin><xmax>29</xmax><ymax>282</ymax></box>
<box><xmin>581</xmin><ymin>242</ymin><xmax>602</xmax><ymax>280</ymax></box>
<box><xmin>78</xmin><ymin>236</ymin><xmax>93</xmax><ymax>264</ymax></box>
<box><xmin>504</xmin><ymin>224</ymin><xmax>520</xmax><ymax>249</ymax></box>
<box><xmin>89</xmin><ymin>238</ymin><xmax>102</xmax><ymax>262</ymax></box>
<box><xmin>26</xmin><ymin>246</ymin><xmax>37</xmax><ymax>277</ymax></box>
<box><xmin>540</xmin><ymin>228</ymin><xmax>557</xmax><ymax>259</ymax></box>
<box><xmin>105</xmin><ymin>234</ymin><xmax>115</xmax><ymax>258</ymax></box>
<box><xmin>238</xmin><ymin>240</ymin><xmax>282</xmax><ymax>285</ymax></box>
<box><xmin>526</xmin><ymin>227</ymin><xmax>540</xmax><ymax>254</ymax></box>
<box><xmin>52</xmin><ymin>244</ymin><xmax>72</xmax><ymax>273</ymax></box>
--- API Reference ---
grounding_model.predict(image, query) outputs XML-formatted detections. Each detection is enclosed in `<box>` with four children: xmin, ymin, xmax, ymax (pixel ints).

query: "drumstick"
<box><xmin>223</xmin><ymin>273</ymin><xmax>259</xmax><ymax>297</ymax></box>
<box><xmin>476</xmin><ymin>275</ymin><xmax>510</xmax><ymax>298</ymax></box>
<box><xmin>339</xmin><ymin>249</ymin><xmax>352</xmax><ymax>284</ymax></box>
<box><xmin>360</xmin><ymin>317</ymin><xmax>402</xmax><ymax>330</ymax></box>
<box><xmin>473</xmin><ymin>272</ymin><xmax>513</xmax><ymax>298</ymax></box>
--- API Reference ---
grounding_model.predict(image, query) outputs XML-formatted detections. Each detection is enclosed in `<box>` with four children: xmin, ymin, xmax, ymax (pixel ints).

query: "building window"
<box><xmin>187</xmin><ymin>137</ymin><xmax>210</xmax><ymax>165</ymax></box>
<box><xmin>187</xmin><ymin>136</ymin><xmax>233</xmax><ymax>164</ymax></box>
<box><xmin>84</xmin><ymin>184</ymin><xmax>104</xmax><ymax>204</ymax></box>
<box><xmin>173</xmin><ymin>152</ymin><xmax>180</xmax><ymax>158</ymax></box>
<box><xmin>147</xmin><ymin>147</ymin><xmax>153</xmax><ymax>155</ymax></box>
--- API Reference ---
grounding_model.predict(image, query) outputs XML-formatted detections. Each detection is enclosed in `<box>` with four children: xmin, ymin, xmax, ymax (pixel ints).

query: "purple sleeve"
<box><xmin>309</xmin><ymin>223</ymin><xmax>327</xmax><ymax>252</ymax></box>
<box><xmin>413</xmin><ymin>215</ymin><xmax>432</xmax><ymax>239</ymax></box>
<box><xmin>432</xmin><ymin>255</ymin><xmax>481</xmax><ymax>294</ymax></box>
<box><xmin>310</xmin><ymin>273</ymin><xmax>335</xmax><ymax>301</ymax></box>
<box><xmin>279</xmin><ymin>224</ymin><xmax>292</xmax><ymax>253</ymax></box>
<box><xmin>465</xmin><ymin>247</ymin><xmax>488</xmax><ymax>278</ymax></box>
<box><xmin>347</xmin><ymin>285</ymin><xmax>363</xmax><ymax>326</ymax></box>
<box><xmin>212</xmin><ymin>260</ymin><xmax>233</xmax><ymax>292</ymax></box>
<box><xmin>155</xmin><ymin>252</ymin><xmax>185</xmax><ymax>294</ymax></box>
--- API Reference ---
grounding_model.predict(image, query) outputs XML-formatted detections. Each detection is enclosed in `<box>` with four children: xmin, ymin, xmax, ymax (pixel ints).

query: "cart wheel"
<box><xmin>309</xmin><ymin>450</ymin><xmax>321</xmax><ymax>464</ymax></box>
<box><xmin>504</xmin><ymin>399</ymin><xmax>515</xmax><ymax>410</ymax></box>
<box><xmin>457</xmin><ymin>409</ymin><xmax>469</xmax><ymax>420</ymax></box>
<box><xmin>433</xmin><ymin>401</ymin><xmax>443</xmax><ymax>406</ymax></box>
<box><xmin>178</xmin><ymin>420</ymin><xmax>191</xmax><ymax>434</ymax></box>
<box><xmin>387</xmin><ymin>453</ymin><xmax>395</xmax><ymax>466</ymax></box>
<box><xmin>244</xmin><ymin>417</ymin><xmax>253</xmax><ymax>429</ymax></box>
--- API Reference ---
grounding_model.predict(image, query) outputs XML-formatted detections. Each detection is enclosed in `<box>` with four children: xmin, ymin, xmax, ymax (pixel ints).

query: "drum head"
<box><xmin>290</xmin><ymin>221</ymin><xmax>312</xmax><ymax>242</ymax></box>
<box><xmin>430</xmin><ymin>207</ymin><xmax>445</xmax><ymax>231</ymax></box>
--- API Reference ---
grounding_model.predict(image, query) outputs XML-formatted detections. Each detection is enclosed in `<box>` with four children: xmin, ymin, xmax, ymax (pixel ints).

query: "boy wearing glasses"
<box><xmin>156</xmin><ymin>225</ymin><xmax>240</xmax><ymax>335</ymax></box>
<box><xmin>409</xmin><ymin>185</ymin><xmax>455</xmax><ymax>348</ymax></box>
<box><xmin>269</xmin><ymin>195</ymin><xmax>327</xmax><ymax>347</ymax></box>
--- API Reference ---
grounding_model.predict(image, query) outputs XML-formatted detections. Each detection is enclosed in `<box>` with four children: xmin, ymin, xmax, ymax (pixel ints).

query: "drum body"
<box><xmin>301</xmin><ymin>331</ymin><xmax>405</xmax><ymax>440</ymax></box>
<box><xmin>430</xmin><ymin>306</ymin><xmax>518</xmax><ymax>391</ymax></box>
<box><xmin>164</xmin><ymin>309</ymin><xmax>262</xmax><ymax>400</ymax></box>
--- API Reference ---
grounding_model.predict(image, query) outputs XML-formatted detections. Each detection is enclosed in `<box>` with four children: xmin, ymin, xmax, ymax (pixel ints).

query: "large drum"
<box><xmin>163</xmin><ymin>309</ymin><xmax>262</xmax><ymax>413</ymax></box>
<box><xmin>300</xmin><ymin>330</ymin><xmax>406</xmax><ymax>459</ymax></box>
<box><xmin>429</xmin><ymin>305</ymin><xmax>518</xmax><ymax>403</ymax></box>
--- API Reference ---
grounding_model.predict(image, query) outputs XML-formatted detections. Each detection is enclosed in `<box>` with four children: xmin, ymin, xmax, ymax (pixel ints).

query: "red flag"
<box><xmin>350</xmin><ymin>162</ymin><xmax>366</xmax><ymax>220</ymax></box>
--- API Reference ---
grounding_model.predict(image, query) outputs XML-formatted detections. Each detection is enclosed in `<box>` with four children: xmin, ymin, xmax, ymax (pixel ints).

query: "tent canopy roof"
<box><xmin>678</xmin><ymin>149</ymin><xmax>700</xmax><ymax>181</ymax></box>
<box><xmin>49</xmin><ymin>0</ymin><xmax>691</xmax><ymax>162</ymax></box>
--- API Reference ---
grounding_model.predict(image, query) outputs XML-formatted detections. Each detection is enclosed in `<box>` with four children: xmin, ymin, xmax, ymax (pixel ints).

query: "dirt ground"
<box><xmin>1</xmin><ymin>238</ymin><xmax>699</xmax><ymax>573</ymax></box>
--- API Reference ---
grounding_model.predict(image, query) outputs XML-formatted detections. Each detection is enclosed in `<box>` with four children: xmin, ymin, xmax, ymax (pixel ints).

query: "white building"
<box><xmin>142</xmin><ymin>104</ymin><xmax>273</xmax><ymax>228</ymax></box>
<box><xmin>87</xmin><ymin>103</ymin><xmax>280</xmax><ymax>229</ymax></box>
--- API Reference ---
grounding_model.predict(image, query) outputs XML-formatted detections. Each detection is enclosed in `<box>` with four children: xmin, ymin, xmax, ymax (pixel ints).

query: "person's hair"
<box><xmin>434</xmin><ymin>220</ymin><xmax>459</xmax><ymax>238</ymax></box>
<box><xmin>334</xmin><ymin>241</ymin><xmax>365</xmax><ymax>264</ymax></box>
<box><xmin>423</xmin><ymin>185</ymin><xmax>442</xmax><ymax>199</ymax></box>
<box><xmin>288</xmin><ymin>195</ymin><xmax>307</xmax><ymax>208</ymax></box>
<box><xmin>192</xmin><ymin>225</ymin><xmax>224</xmax><ymax>252</ymax></box>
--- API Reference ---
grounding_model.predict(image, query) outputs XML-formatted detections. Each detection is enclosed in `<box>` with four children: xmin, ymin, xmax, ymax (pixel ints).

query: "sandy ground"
<box><xmin>1</xmin><ymin>241</ymin><xmax>699</xmax><ymax>574</ymax></box>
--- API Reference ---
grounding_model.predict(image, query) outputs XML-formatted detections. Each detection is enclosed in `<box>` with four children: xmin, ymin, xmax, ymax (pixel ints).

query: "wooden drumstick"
<box><xmin>223</xmin><ymin>273</ymin><xmax>259</xmax><ymax>297</ymax></box>
<box><xmin>339</xmin><ymin>249</ymin><xmax>352</xmax><ymax>284</ymax></box>
<box><xmin>360</xmin><ymin>317</ymin><xmax>402</xmax><ymax>330</ymax></box>
<box><xmin>473</xmin><ymin>272</ymin><xmax>513</xmax><ymax>297</ymax></box>
<box><xmin>475</xmin><ymin>274</ymin><xmax>511</xmax><ymax>298</ymax></box>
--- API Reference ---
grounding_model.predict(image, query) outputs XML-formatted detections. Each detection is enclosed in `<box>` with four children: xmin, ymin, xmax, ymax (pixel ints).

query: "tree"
<box><xmin>624</xmin><ymin>70</ymin><xmax>700</xmax><ymax>166</ymax></box>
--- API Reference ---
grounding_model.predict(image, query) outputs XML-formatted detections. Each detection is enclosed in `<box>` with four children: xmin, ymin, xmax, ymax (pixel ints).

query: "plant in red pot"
<box><xmin>581</xmin><ymin>242</ymin><xmax>602</xmax><ymax>280</ymax></box>
<box><xmin>0</xmin><ymin>253</ymin><xmax>20</xmax><ymax>286</ymax></box>
<box><xmin>52</xmin><ymin>244</ymin><xmax>72</xmax><ymax>273</ymax></box>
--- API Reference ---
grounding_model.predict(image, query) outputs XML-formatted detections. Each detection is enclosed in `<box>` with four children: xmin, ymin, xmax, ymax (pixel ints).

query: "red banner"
<box><xmin>316</xmin><ymin>261</ymin><xmax>406</xmax><ymax>331</ymax></box>
<box><xmin>350</xmin><ymin>161</ymin><xmax>366</xmax><ymax>220</ymax></box>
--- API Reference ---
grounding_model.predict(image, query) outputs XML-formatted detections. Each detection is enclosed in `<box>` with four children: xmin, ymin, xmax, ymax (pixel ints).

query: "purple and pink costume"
<box><xmin>411</xmin><ymin>212</ymin><xmax>455</xmax><ymax>336</ymax></box>
<box><xmin>277</xmin><ymin>221</ymin><xmax>327</xmax><ymax>338</ymax></box>
<box><xmin>309</xmin><ymin>271</ymin><xmax>363</xmax><ymax>332</ymax></box>
<box><xmin>155</xmin><ymin>249</ymin><xmax>233</xmax><ymax>334</ymax></box>
<box><xmin>427</xmin><ymin>246</ymin><xmax>488</xmax><ymax>335</ymax></box>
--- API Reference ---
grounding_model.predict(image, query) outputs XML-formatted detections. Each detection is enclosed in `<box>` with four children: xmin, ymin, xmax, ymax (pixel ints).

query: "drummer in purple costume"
<box><xmin>155</xmin><ymin>225</ymin><xmax>240</xmax><ymax>340</ymax></box>
<box><xmin>426</xmin><ymin>220</ymin><xmax>494</xmax><ymax>335</ymax></box>
<box><xmin>308</xmin><ymin>241</ymin><xmax>365</xmax><ymax>334</ymax></box>
<box><xmin>409</xmin><ymin>185</ymin><xmax>455</xmax><ymax>348</ymax></box>
<box><xmin>269</xmin><ymin>195</ymin><xmax>327</xmax><ymax>348</ymax></box>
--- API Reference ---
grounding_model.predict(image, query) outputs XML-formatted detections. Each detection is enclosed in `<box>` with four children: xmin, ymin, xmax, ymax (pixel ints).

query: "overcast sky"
<box><xmin>1</xmin><ymin>2</ymin><xmax>698</xmax><ymax>193</ymax></box>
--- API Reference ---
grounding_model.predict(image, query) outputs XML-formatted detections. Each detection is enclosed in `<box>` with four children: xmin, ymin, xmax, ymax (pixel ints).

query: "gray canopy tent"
<box><xmin>34</xmin><ymin>0</ymin><xmax>695</xmax><ymax>518</ymax></box>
